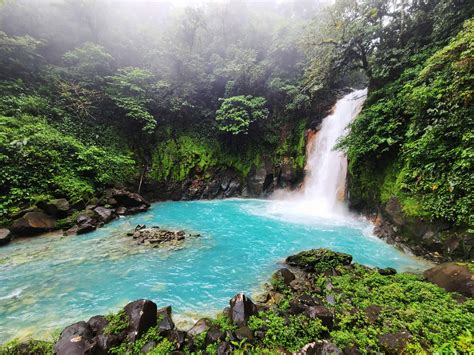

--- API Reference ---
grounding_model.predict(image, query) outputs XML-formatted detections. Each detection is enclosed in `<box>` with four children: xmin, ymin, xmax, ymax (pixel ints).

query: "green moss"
<box><xmin>104</xmin><ymin>309</ymin><xmax>129</xmax><ymax>336</ymax></box>
<box><xmin>248</xmin><ymin>311</ymin><xmax>326</xmax><ymax>352</ymax></box>
<box><xmin>0</xmin><ymin>339</ymin><xmax>53</xmax><ymax>354</ymax></box>
<box><xmin>324</xmin><ymin>265</ymin><xmax>474</xmax><ymax>353</ymax></box>
<box><xmin>286</xmin><ymin>248</ymin><xmax>352</xmax><ymax>273</ymax></box>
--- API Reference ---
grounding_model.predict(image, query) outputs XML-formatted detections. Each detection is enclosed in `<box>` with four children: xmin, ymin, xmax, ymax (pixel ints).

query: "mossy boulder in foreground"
<box><xmin>286</xmin><ymin>248</ymin><xmax>352</xmax><ymax>272</ymax></box>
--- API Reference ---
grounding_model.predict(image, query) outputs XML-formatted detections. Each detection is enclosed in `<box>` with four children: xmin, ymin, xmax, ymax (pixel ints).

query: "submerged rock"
<box><xmin>0</xmin><ymin>228</ymin><xmax>11</xmax><ymax>246</ymax></box>
<box><xmin>11</xmin><ymin>211</ymin><xmax>56</xmax><ymax>235</ymax></box>
<box><xmin>286</xmin><ymin>248</ymin><xmax>352</xmax><ymax>273</ymax></box>
<box><xmin>424</xmin><ymin>262</ymin><xmax>474</xmax><ymax>298</ymax></box>
<box><xmin>129</xmin><ymin>226</ymin><xmax>198</xmax><ymax>247</ymax></box>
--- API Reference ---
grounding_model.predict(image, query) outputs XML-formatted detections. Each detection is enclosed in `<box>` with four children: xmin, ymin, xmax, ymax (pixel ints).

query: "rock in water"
<box><xmin>424</xmin><ymin>262</ymin><xmax>474</xmax><ymax>298</ymax></box>
<box><xmin>286</xmin><ymin>248</ymin><xmax>352</xmax><ymax>273</ymax></box>
<box><xmin>53</xmin><ymin>321</ymin><xmax>95</xmax><ymax>355</ymax></box>
<box><xmin>0</xmin><ymin>228</ymin><xmax>11</xmax><ymax>246</ymax></box>
<box><xmin>93</xmin><ymin>206</ymin><xmax>115</xmax><ymax>223</ymax></box>
<box><xmin>11</xmin><ymin>211</ymin><xmax>56</xmax><ymax>235</ymax></box>
<box><xmin>124</xmin><ymin>299</ymin><xmax>157</xmax><ymax>341</ymax></box>
<box><xmin>229</xmin><ymin>293</ymin><xmax>258</xmax><ymax>327</ymax></box>
<box><xmin>130</xmin><ymin>228</ymin><xmax>196</xmax><ymax>247</ymax></box>
<box><xmin>75</xmin><ymin>215</ymin><xmax>97</xmax><ymax>235</ymax></box>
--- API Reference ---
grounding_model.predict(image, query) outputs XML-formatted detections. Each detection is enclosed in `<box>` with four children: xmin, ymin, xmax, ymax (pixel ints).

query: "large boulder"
<box><xmin>76</xmin><ymin>215</ymin><xmax>97</xmax><ymax>235</ymax></box>
<box><xmin>424</xmin><ymin>262</ymin><xmax>474</xmax><ymax>298</ymax></box>
<box><xmin>229</xmin><ymin>293</ymin><xmax>258</xmax><ymax>327</ymax></box>
<box><xmin>93</xmin><ymin>207</ymin><xmax>115</xmax><ymax>223</ymax></box>
<box><xmin>53</xmin><ymin>321</ymin><xmax>96</xmax><ymax>355</ymax></box>
<box><xmin>38</xmin><ymin>198</ymin><xmax>70</xmax><ymax>218</ymax></box>
<box><xmin>286</xmin><ymin>248</ymin><xmax>352</xmax><ymax>273</ymax></box>
<box><xmin>106</xmin><ymin>189</ymin><xmax>150</xmax><ymax>209</ymax></box>
<box><xmin>11</xmin><ymin>211</ymin><xmax>56</xmax><ymax>235</ymax></box>
<box><xmin>124</xmin><ymin>299</ymin><xmax>157</xmax><ymax>341</ymax></box>
<box><xmin>0</xmin><ymin>228</ymin><xmax>12</xmax><ymax>246</ymax></box>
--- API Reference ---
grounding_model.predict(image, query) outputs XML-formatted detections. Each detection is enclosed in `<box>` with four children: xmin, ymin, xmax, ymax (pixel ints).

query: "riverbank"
<box><xmin>2</xmin><ymin>248</ymin><xmax>472</xmax><ymax>354</ymax></box>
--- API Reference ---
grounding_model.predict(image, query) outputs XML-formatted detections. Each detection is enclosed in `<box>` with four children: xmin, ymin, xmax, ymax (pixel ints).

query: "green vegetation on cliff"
<box><xmin>301</xmin><ymin>0</ymin><xmax>473</xmax><ymax>236</ymax></box>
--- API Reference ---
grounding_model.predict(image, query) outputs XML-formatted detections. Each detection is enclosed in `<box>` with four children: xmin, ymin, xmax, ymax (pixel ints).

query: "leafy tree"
<box><xmin>0</xmin><ymin>32</ymin><xmax>43</xmax><ymax>80</ymax></box>
<box><xmin>62</xmin><ymin>42</ymin><xmax>114</xmax><ymax>84</ymax></box>
<box><xmin>215</xmin><ymin>95</ymin><xmax>269</xmax><ymax>135</ymax></box>
<box><xmin>105</xmin><ymin>67</ymin><xmax>157</xmax><ymax>134</ymax></box>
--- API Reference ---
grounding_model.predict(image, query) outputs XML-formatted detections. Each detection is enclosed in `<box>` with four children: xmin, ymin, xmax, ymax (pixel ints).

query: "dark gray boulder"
<box><xmin>157</xmin><ymin>306</ymin><xmax>175</xmax><ymax>332</ymax></box>
<box><xmin>305</xmin><ymin>306</ymin><xmax>334</xmax><ymax>329</ymax></box>
<box><xmin>93</xmin><ymin>207</ymin><xmax>115</xmax><ymax>223</ymax></box>
<box><xmin>53</xmin><ymin>321</ymin><xmax>96</xmax><ymax>355</ymax></box>
<box><xmin>87</xmin><ymin>315</ymin><xmax>108</xmax><ymax>335</ymax></box>
<box><xmin>124</xmin><ymin>299</ymin><xmax>157</xmax><ymax>341</ymax></box>
<box><xmin>229</xmin><ymin>293</ymin><xmax>258</xmax><ymax>327</ymax></box>
<box><xmin>76</xmin><ymin>215</ymin><xmax>97</xmax><ymax>235</ymax></box>
<box><xmin>205</xmin><ymin>327</ymin><xmax>225</xmax><ymax>345</ymax></box>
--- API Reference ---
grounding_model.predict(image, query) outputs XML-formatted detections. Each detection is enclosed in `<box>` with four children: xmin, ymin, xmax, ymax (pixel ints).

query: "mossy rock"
<box><xmin>286</xmin><ymin>248</ymin><xmax>352</xmax><ymax>273</ymax></box>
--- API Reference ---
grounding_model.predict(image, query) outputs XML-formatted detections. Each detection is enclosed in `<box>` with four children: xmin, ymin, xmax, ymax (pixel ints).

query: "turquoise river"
<box><xmin>0</xmin><ymin>198</ymin><xmax>431</xmax><ymax>342</ymax></box>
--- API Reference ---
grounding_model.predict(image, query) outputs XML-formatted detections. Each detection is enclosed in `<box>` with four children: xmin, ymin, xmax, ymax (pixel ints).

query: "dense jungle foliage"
<box><xmin>0</xmin><ymin>0</ymin><xmax>472</xmax><ymax>235</ymax></box>
<box><xmin>0</xmin><ymin>0</ymin><xmax>321</xmax><ymax>222</ymax></box>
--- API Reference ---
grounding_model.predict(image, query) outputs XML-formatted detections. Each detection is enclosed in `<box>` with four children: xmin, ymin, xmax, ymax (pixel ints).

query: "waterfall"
<box><xmin>266</xmin><ymin>89</ymin><xmax>367</xmax><ymax>223</ymax></box>
<box><xmin>301</xmin><ymin>89</ymin><xmax>367</xmax><ymax>215</ymax></box>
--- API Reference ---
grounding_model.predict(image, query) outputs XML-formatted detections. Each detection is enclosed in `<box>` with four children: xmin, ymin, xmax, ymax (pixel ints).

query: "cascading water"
<box><xmin>302</xmin><ymin>89</ymin><xmax>368</xmax><ymax>214</ymax></box>
<box><xmin>267</xmin><ymin>89</ymin><xmax>367</xmax><ymax>222</ymax></box>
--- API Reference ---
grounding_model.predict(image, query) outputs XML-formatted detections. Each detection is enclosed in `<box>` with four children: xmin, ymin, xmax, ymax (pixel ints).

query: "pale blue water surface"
<box><xmin>0</xmin><ymin>199</ymin><xmax>431</xmax><ymax>342</ymax></box>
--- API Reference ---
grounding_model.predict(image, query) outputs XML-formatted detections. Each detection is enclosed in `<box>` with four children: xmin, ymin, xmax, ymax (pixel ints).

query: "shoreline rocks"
<box><xmin>2</xmin><ymin>189</ymin><xmax>151</xmax><ymax>247</ymax></box>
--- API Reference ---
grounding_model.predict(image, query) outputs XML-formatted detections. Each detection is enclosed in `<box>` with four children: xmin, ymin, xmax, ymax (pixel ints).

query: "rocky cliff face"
<box><xmin>141</xmin><ymin>155</ymin><xmax>303</xmax><ymax>202</ymax></box>
<box><xmin>371</xmin><ymin>197</ymin><xmax>472</xmax><ymax>262</ymax></box>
